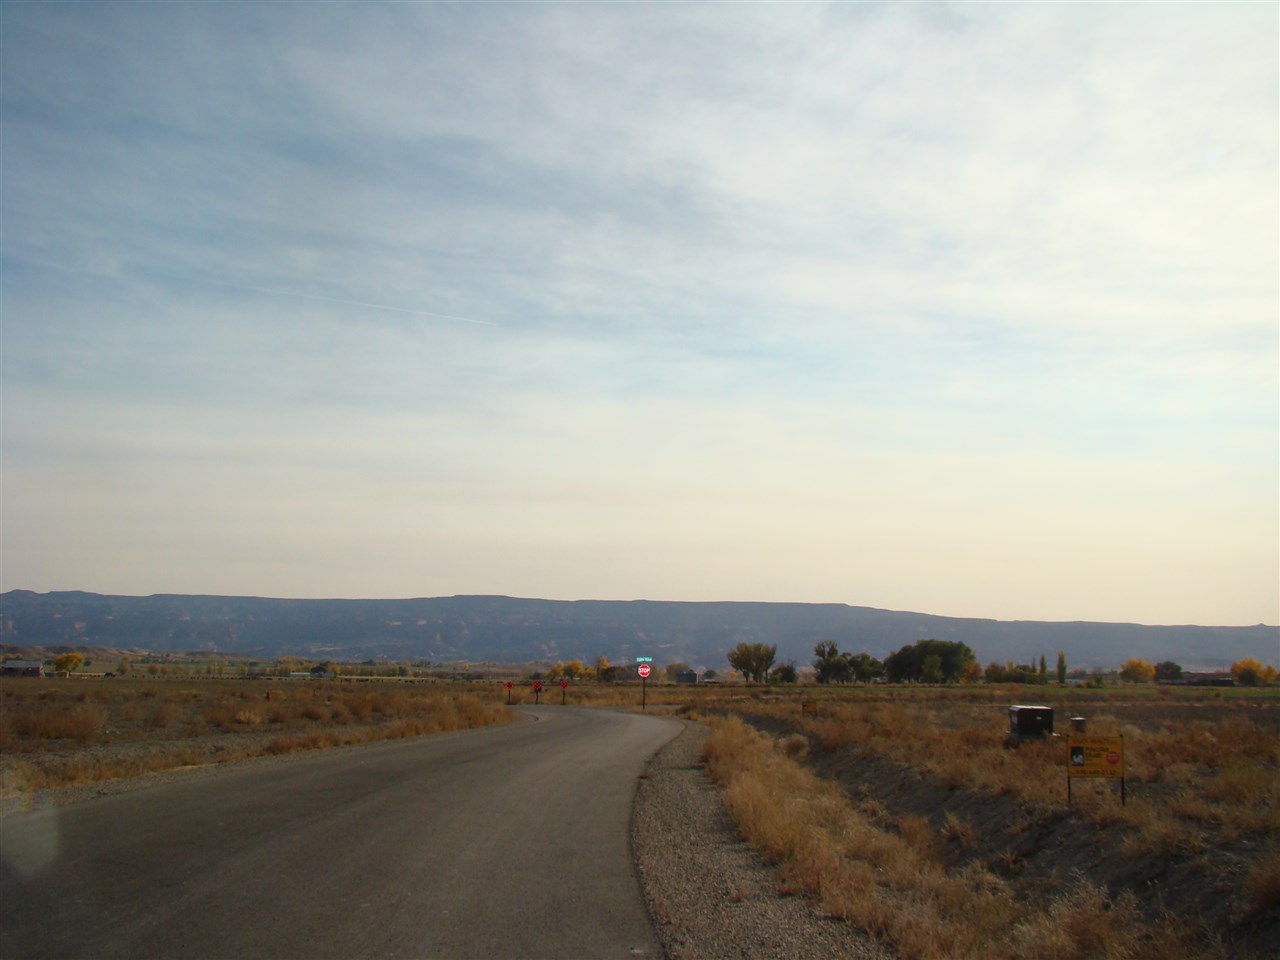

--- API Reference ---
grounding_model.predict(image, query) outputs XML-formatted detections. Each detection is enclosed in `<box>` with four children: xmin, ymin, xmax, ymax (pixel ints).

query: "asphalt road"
<box><xmin>0</xmin><ymin>707</ymin><xmax>681</xmax><ymax>960</ymax></box>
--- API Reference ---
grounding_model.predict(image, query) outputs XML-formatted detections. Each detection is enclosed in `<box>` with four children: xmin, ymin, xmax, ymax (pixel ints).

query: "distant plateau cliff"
<box><xmin>2</xmin><ymin>591</ymin><xmax>1275</xmax><ymax>671</ymax></box>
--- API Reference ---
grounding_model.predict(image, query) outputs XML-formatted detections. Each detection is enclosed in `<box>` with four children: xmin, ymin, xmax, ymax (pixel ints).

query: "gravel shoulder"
<box><xmin>632</xmin><ymin>719</ymin><xmax>889</xmax><ymax>960</ymax></box>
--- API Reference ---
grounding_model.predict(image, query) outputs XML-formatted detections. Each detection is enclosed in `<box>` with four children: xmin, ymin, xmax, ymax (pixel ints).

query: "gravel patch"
<box><xmin>633</xmin><ymin>720</ymin><xmax>889</xmax><ymax>960</ymax></box>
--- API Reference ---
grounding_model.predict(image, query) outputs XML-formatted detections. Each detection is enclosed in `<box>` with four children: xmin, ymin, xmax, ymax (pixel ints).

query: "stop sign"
<box><xmin>533</xmin><ymin>680</ymin><xmax>543</xmax><ymax>692</ymax></box>
<box><xmin>637</xmin><ymin>664</ymin><xmax>651</xmax><ymax>679</ymax></box>
<box><xmin>505</xmin><ymin>681</ymin><xmax>513</xmax><ymax>690</ymax></box>
<box><xmin>560</xmin><ymin>680</ymin><xmax>568</xmax><ymax>689</ymax></box>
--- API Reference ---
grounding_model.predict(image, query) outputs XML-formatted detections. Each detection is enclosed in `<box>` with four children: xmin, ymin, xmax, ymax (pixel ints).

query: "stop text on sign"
<box><xmin>637</xmin><ymin>664</ymin><xmax>651</xmax><ymax>679</ymax></box>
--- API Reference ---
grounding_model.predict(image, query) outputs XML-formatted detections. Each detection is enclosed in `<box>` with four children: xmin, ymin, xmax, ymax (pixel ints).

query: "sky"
<box><xmin>2</xmin><ymin>2</ymin><xmax>1276</xmax><ymax>626</ymax></box>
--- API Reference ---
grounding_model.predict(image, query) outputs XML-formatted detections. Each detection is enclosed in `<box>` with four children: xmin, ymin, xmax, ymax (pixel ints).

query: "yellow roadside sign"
<box><xmin>1067</xmin><ymin>735</ymin><xmax>1124</xmax><ymax>779</ymax></box>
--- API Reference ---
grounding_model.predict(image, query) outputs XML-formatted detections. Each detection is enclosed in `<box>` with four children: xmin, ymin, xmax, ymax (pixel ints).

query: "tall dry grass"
<box><xmin>11</xmin><ymin>703</ymin><xmax>105</xmax><ymax>743</ymax></box>
<box><xmin>702</xmin><ymin>715</ymin><xmax>1217</xmax><ymax>960</ymax></box>
<box><xmin>733</xmin><ymin>692</ymin><xmax>1280</xmax><ymax>845</ymax></box>
<box><xmin>0</xmin><ymin>678</ymin><xmax>512</xmax><ymax>793</ymax></box>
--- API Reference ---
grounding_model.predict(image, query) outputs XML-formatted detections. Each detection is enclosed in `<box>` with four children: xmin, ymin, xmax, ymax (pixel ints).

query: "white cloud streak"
<box><xmin>2</xmin><ymin>2</ymin><xmax>1275</xmax><ymax>624</ymax></box>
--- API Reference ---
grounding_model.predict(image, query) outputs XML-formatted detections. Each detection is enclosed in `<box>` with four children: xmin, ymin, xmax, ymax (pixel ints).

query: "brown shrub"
<box><xmin>1007</xmin><ymin>879</ymin><xmax>1142</xmax><ymax>960</ymax></box>
<box><xmin>941</xmin><ymin>811</ymin><xmax>977</xmax><ymax>848</ymax></box>
<box><xmin>897</xmin><ymin>813</ymin><xmax>938</xmax><ymax>861</ymax></box>
<box><xmin>14</xmin><ymin>704</ymin><xmax>105</xmax><ymax>743</ymax></box>
<box><xmin>776</xmin><ymin>733</ymin><xmax>810</xmax><ymax>761</ymax></box>
<box><xmin>267</xmin><ymin>705</ymin><xmax>291</xmax><ymax>724</ymax></box>
<box><xmin>145</xmin><ymin>703</ymin><xmax>181</xmax><ymax>729</ymax></box>
<box><xmin>1246</xmin><ymin>847</ymin><xmax>1280</xmax><ymax>915</ymax></box>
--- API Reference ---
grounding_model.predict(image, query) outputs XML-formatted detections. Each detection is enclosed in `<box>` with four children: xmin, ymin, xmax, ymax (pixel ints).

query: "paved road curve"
<box><xmin>0</xmin><ymin>707</ymin><xmax>681</xmax><ymax>959</ymax></box>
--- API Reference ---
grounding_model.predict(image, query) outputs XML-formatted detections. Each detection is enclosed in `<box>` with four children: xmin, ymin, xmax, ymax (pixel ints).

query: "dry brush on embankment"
<box><xmin>696</xmin><ymin>690</ymin><xmax>1279</xmax><ymax>960</ymax></box>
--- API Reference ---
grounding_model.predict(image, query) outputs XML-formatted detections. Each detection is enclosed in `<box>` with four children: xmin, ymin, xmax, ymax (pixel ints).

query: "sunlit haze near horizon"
<box><xmin>2</xmin><ymin>3</ymin><xmax>1276</xmax><ymax>626</ymax></box>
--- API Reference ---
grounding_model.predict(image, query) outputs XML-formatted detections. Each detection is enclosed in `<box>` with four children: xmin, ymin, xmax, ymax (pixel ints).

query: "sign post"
<box><xmin>1067</xmin><ymin>734</ymin><xmax>1125</xmax><ymax>806</ymax></box>
<box><xmin>637</xmin><ymin>662</ymin><xmax>651</xmax><ymax>709</ymax></box>
<box><xmin>505</xmin><ymin>680</ymin><xmax>513</xmax><ymax>705</ymax></box>
<box><xmin>560</xmin><ymin>679</ymin><xmax>568</xmax><ymax>705</ymax></box>
<box><xmin>533</xmin><ymin>679</ymin><xmax>542</xmax><ymax>705</ymax></box>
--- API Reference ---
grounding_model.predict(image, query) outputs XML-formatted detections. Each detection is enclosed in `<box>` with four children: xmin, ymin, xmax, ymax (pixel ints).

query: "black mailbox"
<box><xmin>1008</xmin><ymin>704</ymin><xmax>1054</xmax><ymax>739</ymax></box>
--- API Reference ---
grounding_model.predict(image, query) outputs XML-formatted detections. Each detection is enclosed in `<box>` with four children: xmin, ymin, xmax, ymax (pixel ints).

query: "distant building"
<box><xmin>1</xmin><ymin>659</ymin><xmax>44</xmax><ymax>677</ymax></box>
<box><xmin>1181</xmin><ymin>672</ymin><xmax>1235</xmax><ymax>687</ymax></box>
<box><xmin>675</xmin><ymin>671</ymin><xmax>700</xmax><ymax>684</ymax></box>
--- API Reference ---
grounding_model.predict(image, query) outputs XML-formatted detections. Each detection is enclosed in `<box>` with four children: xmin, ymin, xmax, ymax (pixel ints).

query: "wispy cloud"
<box><xmin>2</xmin><ymin>2</ymin><xmax>1275</xmax><ymax>623</ymax></box>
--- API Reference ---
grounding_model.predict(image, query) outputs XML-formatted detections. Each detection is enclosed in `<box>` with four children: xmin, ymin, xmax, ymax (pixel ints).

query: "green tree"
<box><xmin>727</xmin><ymin>642</ymin><xmax>776</xmax><ymax>683</ymax></box>
<box><xmin>1038</xmin><ymin>655</ymin><xmax>1048</xmax><ymax>683</ymax></box>
<box><xmin>1056</xmin><ymin>651</ymin><xmax>1067</xmax><ymax>685</ymax></box>
<box><xmin>1154</xmin><ymin>660</ymin><xmax>1183</xmax><ymax>682</ymax></box>
<box><xmin>921</xmin><ymin>654</ymin><xmax>943</xmax><ymax>684</ymax></box>
<box><xmin>813</xmin><ymin>641</ymin><xmax>851</xmax><ymax>684</ymax></box>
<box><xmin>883</xmin><ymin>639</ymin><xmax>975</xmax><ymax>683</ymax></box>
<box><xmin>771</xmin><ymin>661</ymin><xmax>799</xmax><ymax>683</ymax></box>
<box><xmin>848</xmin><ymin>652</ymin><xmax>884</xmax><ymax>682</ymax></box>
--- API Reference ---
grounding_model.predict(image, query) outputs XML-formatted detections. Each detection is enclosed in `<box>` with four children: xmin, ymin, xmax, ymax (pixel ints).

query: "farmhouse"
<box><xmin>1</xmin><ymin>659</ymin><xmax>44</xmax><ymax>677</ymax></box>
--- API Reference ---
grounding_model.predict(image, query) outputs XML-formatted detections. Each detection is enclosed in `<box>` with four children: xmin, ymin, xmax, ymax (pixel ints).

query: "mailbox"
<box><xmin>1003</xmin><ymin>704</ymin><xmax>1054</xmax><ymax>747</ymax></box>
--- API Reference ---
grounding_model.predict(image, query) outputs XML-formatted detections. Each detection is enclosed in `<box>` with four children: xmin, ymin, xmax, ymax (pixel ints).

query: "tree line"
<box><xmin>722</xmin><ymin>640</ymin><xmax>1278</xmax><ymax>686</ymax></box>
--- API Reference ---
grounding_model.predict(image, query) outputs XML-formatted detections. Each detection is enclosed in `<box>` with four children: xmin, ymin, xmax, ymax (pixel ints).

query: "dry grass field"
<box><xmin>3</xmin><ymin>674</ymin><xmax>1276</xmax><ymax>957</ymax></box>
<box><xmin>0</xmin><ymin>677</ymin><xmax>511</xmax><ymax>795</ymax></box>
<box><xmin>691</xmin><ymin>685</ymin><xmax>1279</xmax><ymax>960</ymax></box>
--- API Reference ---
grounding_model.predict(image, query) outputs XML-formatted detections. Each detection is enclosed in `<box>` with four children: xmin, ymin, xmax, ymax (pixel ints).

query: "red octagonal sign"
<box><xmin>637</xmin><ymin>664</ymin><xmax>651</xmax><ymax>679</ymax></box>
<box><xmin>533</xmin><ymin>680</ymin><xmax>543</xmax><ymax>692</ymax></box>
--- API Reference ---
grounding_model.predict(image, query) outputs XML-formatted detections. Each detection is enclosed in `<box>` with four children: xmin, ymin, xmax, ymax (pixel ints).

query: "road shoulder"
<box><xmin>632</xmin><ymin>719</ymin><xmax>888</xmax><ymax>960</ymax></box>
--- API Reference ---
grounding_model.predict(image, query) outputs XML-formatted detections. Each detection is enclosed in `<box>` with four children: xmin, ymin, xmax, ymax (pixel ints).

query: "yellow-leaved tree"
<box><xmin>53</xmin><ymin>652</ymin><xmax>84</xmax><ymax>673</ymax></box>
<box><xmin>1231</xmin><ymin>657</ymin><xmax>1278</xmax><ymax>686</ymax></box>
<box><xmin>1119</xmin><ymin>658</ymin><xmax>1155</xmax><ymax>684</ymax></box>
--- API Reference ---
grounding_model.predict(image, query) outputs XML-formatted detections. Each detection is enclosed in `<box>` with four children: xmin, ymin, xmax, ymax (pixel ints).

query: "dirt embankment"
<box><xmin>732</xmin><ymin>710</ymin><xmax>1277</xmax><ymax>960</ymax></box>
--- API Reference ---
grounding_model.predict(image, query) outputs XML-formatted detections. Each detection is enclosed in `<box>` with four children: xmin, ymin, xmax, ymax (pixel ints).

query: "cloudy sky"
<box><xmin>2</xmin><ymin>3</ymin><xmax>1276</xmax><ymax>625</ymax></box>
